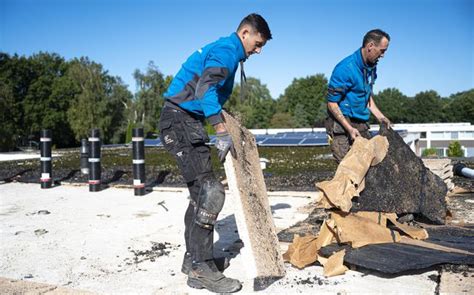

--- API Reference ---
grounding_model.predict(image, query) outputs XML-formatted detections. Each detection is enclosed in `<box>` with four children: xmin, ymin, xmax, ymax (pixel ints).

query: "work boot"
<box><xmin>181</xmin><ymin>252</ymin><xmax>230</xmax><ymax>274</ymax></box>
<box><xmin>187</xmin><ymin>261</ymin><xmax>242</xmax><ymax>293</ymax></box>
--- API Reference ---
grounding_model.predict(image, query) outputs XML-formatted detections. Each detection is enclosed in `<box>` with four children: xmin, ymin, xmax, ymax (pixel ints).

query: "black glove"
<box><xmin>215</xmin><ymin>132</ymin><xmax>236</xmax><ymax>163</ymax></box>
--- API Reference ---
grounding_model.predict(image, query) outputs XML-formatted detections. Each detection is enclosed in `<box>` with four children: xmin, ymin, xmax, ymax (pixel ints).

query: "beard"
<box><xmin>367</xmin><ymin>59</ymin><xmax>378</xmax><ymax>67</ymax></box>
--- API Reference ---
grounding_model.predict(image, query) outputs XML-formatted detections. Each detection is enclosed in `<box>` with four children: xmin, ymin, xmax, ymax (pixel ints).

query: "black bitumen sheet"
<box><xmin>319</xmin><ymin>225</ymin><xmax>474</xmax><ymax>274</ymax></box>
<box><xmin>424</xmin><ymin>225</ymin><xmax>474</xmax><ymax>252</ymax></box>
<box><xmin>354</xmin><ymin>125</ymin><xmax>447</xmax><ymax>224</ymax></box>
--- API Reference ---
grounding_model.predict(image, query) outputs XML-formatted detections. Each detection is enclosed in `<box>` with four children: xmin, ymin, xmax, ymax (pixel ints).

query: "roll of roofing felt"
<box><xmin>453</xmin><ymin>163</ymin><xmax>474</xmax><ymax>179</ymax></box>
<box><xmin>80</xmin><ymin>138</ymin><xmax>89</xmax><ymax>175</ymax></box>
<box><xmin>132</xmin><ymin>128</ymin><xmax>146</xmax><ymax>196</ymax></box>
<box><xmin>40</xmin><ymin>129</ymin><xmax>53</xmax><ymax>189</ymax></box>
<box><xmin>88</xmin><ymin>129</ymin><xmax>101</xmax><ymax>192</ymax></box>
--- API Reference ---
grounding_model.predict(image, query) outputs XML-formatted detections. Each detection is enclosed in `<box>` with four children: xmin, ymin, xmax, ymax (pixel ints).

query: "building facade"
<box><xmin>390</xmin><ymin>123</ymin><xmax>474</xmax><ymax>157</ymax></box>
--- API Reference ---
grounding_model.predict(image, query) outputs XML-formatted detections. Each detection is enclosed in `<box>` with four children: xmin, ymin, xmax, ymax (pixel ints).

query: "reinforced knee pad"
<box><xmin>194</xmin><ymin>177</ymin><xmax>225</xmax><ymax>229</ymax></box>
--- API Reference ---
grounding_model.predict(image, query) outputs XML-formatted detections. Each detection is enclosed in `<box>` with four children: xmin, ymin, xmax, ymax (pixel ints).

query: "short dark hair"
<box><xmin>363</xmin><ymin>29</ymin><xmax>390</xmax><ymax>47</ymax></box>
<box><xmin>237</xmin><ymin>13</ymin><xmax>272</xmax><ymax>40</ymax></box>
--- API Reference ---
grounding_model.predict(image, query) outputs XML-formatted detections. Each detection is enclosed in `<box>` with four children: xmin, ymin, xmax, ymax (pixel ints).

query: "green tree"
<box><xmin>444</xmin><ymin>89</ymin><xmax>474</xmax><ymax>124</ymax></box>
<box><xmin>422</xmin><ymin>148</ymin><xmax>438</xmax><ymax>157</ymax></box>
<box><xmin>48</xmin><ymin>71</ymin><xmax>81</xmax><ymax>146</ymax></box>
<box><xmin>0</xmin><ymin>52</ymin><xmax>133</xmax><ymax>149</ymax></box>
<box><xmin>0</xmin><ymin>77</ymin><xmax>18</xmax><ymax>151</ymax></box>
<box><xmin>373</xmin><ymin>88</ymin><xmax>410</xmax><ymax>123</ymax></box>
<box><xmin>278</xmin><ymin>74</ymin><xmax>327</xmax><ymax>127</ymax></box>
<box><xmin>132</xmin><ymin>62</ymin><xmax>170</xmax><ymax>136</ymax></box>
<box><xmin>227</xmin><ymin>77</ymin><xmax>275</xmax><ymax>128</ymax></box>
<box><xmin>22</xmin><ymin>52</ymin><xmax>77</xmax><ymax>147</ymax></box>
<box><xmin>0</xmin><ymin>53</ymin><xmax>19</xmax><ymax>151</ymax></box>
<box><xmin>107</xmin><ymin>76</ymin><xmax>133</xmax><ymax>143</ymax></box>
<box><xmin>274</xmin><ymin>92</ymin><xmax>289</xmax><ymax>114</ymax></box>
<box><xmin>406</xmin><ymin>90</ymin><xmax>444</xmax><ymax>123</ymax></box>
<box><xmin>447</xmin><ymin>141</ymin><xmax>463</xmax><ymax>157</ymax></box>
<box><xmin>293</xmin><ymin>103</ymin><xmax>309</xmax><ymax>127</ymax></box>
<box><xmin>0</xmin><ymin>53</ymin><xmax>36</xmax><ymax>150</ymax></box>
<box><xmin>270</xmin><ymin>112</ymin><xmax>295</xmax><ymax>128</ymax></box>
<box><xmin>66</xmin><ymin>57</ymin><xmax>131</xmax><ymax>143</ymax></box>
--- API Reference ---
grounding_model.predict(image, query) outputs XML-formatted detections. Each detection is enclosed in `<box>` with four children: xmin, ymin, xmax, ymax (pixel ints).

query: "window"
<box><xmin>460</xmin><ymin>131</ymin><xmax>474</xmax><ymax>139</ymax></box>
<box><xmin>466</xmin><ymin>148</ymin><xmax>474</xmax><ymax>157</ymax></box>
<box><xmin>421</xmin><ymin>147</ymin><xmax>446</xmax><ymax>157</ymax></box>
<box><xmin>431</xmin><ymin>132</ymin><xmax>445</xmax><ymax>139</ymax></box>
<box><xmin>436</xmin><ymin>148</ymin><xmax>445</xmax><ymax>157</ymax></box>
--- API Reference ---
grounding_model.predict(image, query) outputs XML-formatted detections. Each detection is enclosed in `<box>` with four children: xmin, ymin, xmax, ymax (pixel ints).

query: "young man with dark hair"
<box><xmin>158</xmin><ymin>13</ymin><xmax>271</xmax><ymax>293</ymax></box>
<box><xmin>325</xmin><ymin>29</ymin><xmax>391</xmax><ymax>162</ymax></box>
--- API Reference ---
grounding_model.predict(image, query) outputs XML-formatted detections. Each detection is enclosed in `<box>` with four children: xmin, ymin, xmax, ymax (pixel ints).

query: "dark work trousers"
<box><xmin>325</xmin><ymin>115</ymin><xmax>371</xmax><ymax>162</ymax></box>
<box><xmin>158</xmin><ymin>106</ymin><xmax>215</xmax><ymax>262</ymax></box>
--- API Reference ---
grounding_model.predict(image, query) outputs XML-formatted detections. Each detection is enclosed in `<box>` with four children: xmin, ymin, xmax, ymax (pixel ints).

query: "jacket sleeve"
<box><xmin>195</xmin><ymin>45</ymin><xmax>236</xmax><ymax>125</ymax></box>
<box><xmin>327</xmin><ymin>64</ymin><xmax>353</xmax><ymax>103</ymax></box>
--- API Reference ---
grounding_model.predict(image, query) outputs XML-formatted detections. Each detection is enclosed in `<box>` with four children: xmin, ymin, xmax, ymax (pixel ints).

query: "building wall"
<box><xmin>430</xmin><ymin>140</ymin><xmax>474</xmax><ymax>148</ymax></box>
<box><xmin>394</xmin><ymin>123</ymin><xmax>474</xmax><ymax>157</ymax></box>
<box><xmin>369</xmin><ymin>123</ymin><xmax>474</xmax><ymax>157</ymax></box>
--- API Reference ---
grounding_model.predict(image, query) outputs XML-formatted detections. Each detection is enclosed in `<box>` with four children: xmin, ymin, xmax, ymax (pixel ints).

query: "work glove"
<box><xmin>215</xmin><ymin>132</ymin><xmax>236</xmax><ymax>163</ymax></box>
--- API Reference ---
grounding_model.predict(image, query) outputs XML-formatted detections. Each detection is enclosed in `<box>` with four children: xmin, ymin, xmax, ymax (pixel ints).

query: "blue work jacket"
<box><xmin>327</xmin><ymin>48</ymin><xmax>377</xmax><ymax>121</ymax></box>
<box><xmin>164</xmin><ymin>32</ymin><xmax>246</xmax><ymax>125</ymax></box>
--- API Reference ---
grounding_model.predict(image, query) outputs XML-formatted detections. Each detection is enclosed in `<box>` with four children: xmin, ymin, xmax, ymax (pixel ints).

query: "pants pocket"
<box><xmin>332</xmin><ymin>120</ymin><xmax>346</xmax><ymax>135</ymax></box>
<box><xmin>175</xmin><ymin>146</ymin><xmax>211</xmax><ymax>183</ymax></box>
<box><xmin>331</xmin><ymin>135</ymin><xmax>351</xmax><ymax>162</ymax></box>
<box><xmin>195</xmin><ymin>145</ymin><xmax>212</xmax><ymax>175</ymax></box>
<box><xmin>159</xmin><ymin>118</ymin><xmax>179</xmax><ymax>152</ymax></box>
<box><xmin>183</xmin><ymin>120</ymin><xmax>209</xmax><ymax>144</ymax></box>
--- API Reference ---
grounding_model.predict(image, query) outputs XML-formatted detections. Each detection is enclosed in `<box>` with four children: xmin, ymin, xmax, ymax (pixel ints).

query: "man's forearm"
<box><xmin>328</xmin><ymin>102</ymin><xmax>353</xmax><ymax>132</ymax></box>
<box><xmin>368</xmin><ymin>96</ymin><xmax>391</xmax><ymax>128</ymax></box>
<box><xmin>368</xmin><ymin>96</ymin><xmax>385</xmax><ymax>121</ymax></box>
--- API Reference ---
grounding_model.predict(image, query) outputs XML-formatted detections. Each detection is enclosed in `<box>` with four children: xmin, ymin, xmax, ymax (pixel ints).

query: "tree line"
<box><xmin>1</xmin><ymin>52</ymin><xmax>473</xmax><ymax>151</ymax></box>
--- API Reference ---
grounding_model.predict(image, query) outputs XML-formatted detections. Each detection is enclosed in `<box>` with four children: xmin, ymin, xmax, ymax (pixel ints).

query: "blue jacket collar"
<box><xmin>230</xmin><ymin>32</ymin><xmax>247</xmax><ymax>62</ymax></box>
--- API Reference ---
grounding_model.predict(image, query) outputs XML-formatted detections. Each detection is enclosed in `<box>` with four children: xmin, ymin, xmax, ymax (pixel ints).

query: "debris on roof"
<box><xmin>319</xmin><ymin>224</ymin><xmax>474</xmax><ymax>274</ymax></box>
<box><xmin>283</xmin><ymin>125</ymin><xmax>471</xmax><ymax>277</ymax></box>
<box><xmin>355</xmin><ymin>125</ymin><xmax>447</xmax><ymax>224</ymax></box>
<box><xmin>282</xmin><ymin>210</ymin><xmax>431</xmax><ymax>274</ymax></box>
<box><xmin>316</xmin><ymin>135</ymin><xmax>389</xmax><ymax>212</ymax></box>
<box><xmin>319</xmin><ymin>249</ymin><xmax>348</xmax><ymax>277</ymax></box>
<box><xmin>423</xmin><ymin>158</ymin><xmax>455</xmax><ymax>191</ymax></box>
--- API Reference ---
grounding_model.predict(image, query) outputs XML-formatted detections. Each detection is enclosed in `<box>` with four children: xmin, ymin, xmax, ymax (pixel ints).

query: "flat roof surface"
<box><xmin>2</xmin><ymin>183</ymin><xmax>471</xmax><ymax>294</ymax></box>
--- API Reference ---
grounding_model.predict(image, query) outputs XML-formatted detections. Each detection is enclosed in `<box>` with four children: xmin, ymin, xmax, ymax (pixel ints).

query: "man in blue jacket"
<box><xmin>326</xmin><ymin>29</ymin><xmax>392</xmax><ymax>162</ymax></box>
<box><xmin>158</xmin><ymin>13</ymin><xmax>272</xmax><ymax>293</ymax></box>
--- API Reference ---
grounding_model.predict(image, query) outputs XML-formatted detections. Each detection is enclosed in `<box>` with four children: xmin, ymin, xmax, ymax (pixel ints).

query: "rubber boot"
<box><xmin>187</xmin><ymin>261</ymin><xmax>242</xmax><ymax>293</ymax></box>
<box><xmin>181</xmin><ymin>252</ymin><xmax>230</xmax><ymax>275</ymax></box>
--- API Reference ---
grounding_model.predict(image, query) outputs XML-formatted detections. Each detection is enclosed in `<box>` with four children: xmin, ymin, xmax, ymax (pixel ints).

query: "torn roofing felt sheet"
<box><xmin>329</xmin><ymin>211</ymin><xmax>401</xmax><ymax>248</ymax></box>
<box><xmin>282</xmin><ymin>234</ymin><xmax>319</xmax><ymax>269</ymax></box>
<box><xmin>319</xmin><ymin>225</ymin><xmax>474</xmax><ymax>274</ymax></box>
<box><xmin>282</xmin><ymin>219</ymin><xmax>337</xmax><ymax>269</ymax></box>
<box><xmin>320</xmin><ymin>249</ymin><xmax>349</xmax><ymax>277</ymax></box>
<box><xmin>354</xmin><ymin>125</ymin><xmax>447</xmax><ymax>224</ymax></box>
<box><xmin>283</xmin><ymin>211</ymin><xmax>429</xmax><ymax>269</ymax></box>
<box><xmin>316</xmin><ymin>135</ymin><xmax>389</xmax><ymax>212</ymax></box>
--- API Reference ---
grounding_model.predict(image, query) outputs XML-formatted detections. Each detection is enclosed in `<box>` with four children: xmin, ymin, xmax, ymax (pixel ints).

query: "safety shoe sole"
<box><xmin>187</xmin><ymin>276</ymin><xmax>242</xmax><ymax>293</ymax></box>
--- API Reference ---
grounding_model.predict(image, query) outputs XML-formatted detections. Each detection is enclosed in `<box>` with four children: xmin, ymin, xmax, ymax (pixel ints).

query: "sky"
<box><xmin>1</xmin><ymin>0</ymin><xmax>473</xmax><ymax>99</ymax></box>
